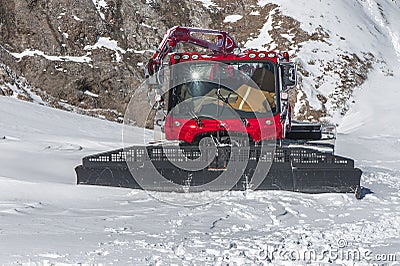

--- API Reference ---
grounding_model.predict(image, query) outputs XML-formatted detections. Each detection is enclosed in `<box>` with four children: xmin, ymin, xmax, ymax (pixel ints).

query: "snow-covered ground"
<box><xmin>1</xmin><ymin>74</ymin><xmax>400</xmax><ymax>265</ymax></box>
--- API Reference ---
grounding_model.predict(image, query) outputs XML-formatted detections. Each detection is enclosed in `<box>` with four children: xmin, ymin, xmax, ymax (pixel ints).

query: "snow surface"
<box><xmin>8</xmin><ymin>49</ymin><xmax>91</xmax><ymax>63</ymax></box>
<box><xmin>195</xmin><ymin>0</ymin><xmax>218</xmax><ymax>9</ymax></box>
<box><xmin>244</xmin><ymin>8</ymin><xmax>275</xmax><ymax>50</ymax></box>
<box><xmin>92</xmin><ymin>0</ymin><xmax>108</xmax><ymax>20</ymax></box>
<box><xmin>223</xmin><ymin>15</ymin><xmax>243</xmax><ymax>23</ymax></box>
<box><xmin>72</xmin><ymin>15</ymin><xmax>82</xmax><ymax>21</ymax></box>
<box><xmin>84</xmin><ymin>90</ymin><xmax>99</xmax><ymax>98</ymax></box>
<box><xmin>250</xmin><ymin>11</ymin><xmax>260</xmax><ymax>16</ymax></box>
<box><xmin>84</xmin><ymin>37</ymin><xmax>126</xmax><ymax>62</ymax></box>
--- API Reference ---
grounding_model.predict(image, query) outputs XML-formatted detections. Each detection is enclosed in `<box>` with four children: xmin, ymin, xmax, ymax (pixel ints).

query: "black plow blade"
<box><xmin>76</xmin><ymin>144</ymin><xmax>362</xmax><ymax>198</ymax></box>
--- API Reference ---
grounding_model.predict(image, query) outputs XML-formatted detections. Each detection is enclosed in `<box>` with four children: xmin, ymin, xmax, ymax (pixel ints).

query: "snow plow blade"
<box><xmin>75</xmin><ymin>143</ymin><xmax>362</xmax><ymax>198</ymax></box>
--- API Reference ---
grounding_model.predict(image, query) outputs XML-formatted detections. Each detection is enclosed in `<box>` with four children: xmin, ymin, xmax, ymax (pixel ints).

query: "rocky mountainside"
<box><xmin>0</xmin><ymin>0</ymin><xmax>398</xmax><ymax>123</ymax></box>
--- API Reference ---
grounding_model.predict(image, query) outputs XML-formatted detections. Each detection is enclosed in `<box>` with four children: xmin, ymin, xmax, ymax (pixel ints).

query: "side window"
<box><xmin>251</xmin><ymin>68</ymin><xmax>275</xmax><ymax>93</ymax></box>
<box><xmin>251</xmin><ymin>65</ymin><xmax>276</xmax><ymax>112</ymax></box>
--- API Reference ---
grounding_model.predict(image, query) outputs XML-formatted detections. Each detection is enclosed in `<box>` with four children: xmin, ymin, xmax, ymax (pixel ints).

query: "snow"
<box><xmin>0</xmin><ymin>64</ymin><xmax>47</xmax><ymax>105</ymax></box>
<box><xmin>84</xmin><ymin>37</ymin><xmax>125</xmax><ymax>62</ymax></box>
<box><xmin>84</xmin><ymin>90</ymin><xmax>99</xmax><ymax>98</ymax></box>
<box><xmin>336</xmin><ymin>67</ymin><xmax>400</xmax><ymax>172</ymax></box>
<box><xmin>363</xmin><ymin>0</ymin><xmax>400</xmax><ymax>64</ymax></box>
<box><xmin>9</xmin><ymin>49</ymin><xmax>91</xmax><ymax>63</ymax></box>
<box><xmin>92</xmin><ymin>0</ymin><xmax>108</xmax><ymax>20</ymax></box>
<box><xmin>257</xmin><ymin>0</ymin><xmax>270</xmax><ymax>8</ymax></box>
<box><xmin>96</xmin><ymin>0</ymin><xmax>108</xmax><ymax>8</ymax></box>
<box><xmin>244</xmin><ymin>9</ymin><xmax>275</xmax><ymax>50</ymax></box>
<box><xmin>140</xmin><ymin>22</ymin><xmax>157</xmax><ymax>30</ymax></box>
<box><xmin>195</xmin><ymin>0</ymin><xmax>218</xmax><ymax>9</ymax></box>
<box><xmin>84</xmin><ymin>37</ymin><xmax>124</xmax><ymax>53</ymax></box>
<box><xmin>127</xmin><ymin>48</ymin><xmax>154</xmax><ymax>54</ymax></box>
<box><xmin>72</xmin><ymin>15</ymin><xmax>82</xmax><ymax>21</ymax></box>
<box><xmin>223</xmin><ymin>15</ymin><xmax>243</xmax><ymax>23</ymax></box>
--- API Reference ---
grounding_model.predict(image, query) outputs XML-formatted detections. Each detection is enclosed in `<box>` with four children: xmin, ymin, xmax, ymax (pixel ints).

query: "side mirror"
<box><xmin>281</xmin><ymin>62</ymin><xmax>297</xmax><ymax>90</ymax></box>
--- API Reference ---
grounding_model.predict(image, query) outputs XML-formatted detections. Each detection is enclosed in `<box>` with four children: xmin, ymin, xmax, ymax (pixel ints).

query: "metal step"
<box><xmin>286</xmin><ymin>121</ymin><xmax>322</xmax><ymax>140</ymax></box>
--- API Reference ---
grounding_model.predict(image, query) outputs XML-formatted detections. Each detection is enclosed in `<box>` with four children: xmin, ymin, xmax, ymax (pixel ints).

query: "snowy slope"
<box><xmin>1</xmin><ymin>95</ymin><xmax>400</xmax><ymax>265</ymax></box>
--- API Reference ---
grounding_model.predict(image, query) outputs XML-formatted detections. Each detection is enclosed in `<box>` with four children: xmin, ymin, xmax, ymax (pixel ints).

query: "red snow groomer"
<box><xmin>75</xmin><ymin>26</ymin><xmax>363</xmax><ymax>198</ymax></box>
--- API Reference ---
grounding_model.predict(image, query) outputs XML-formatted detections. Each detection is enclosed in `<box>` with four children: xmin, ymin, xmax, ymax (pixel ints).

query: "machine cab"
<box><xmin>156</xmin><ymin>51</ymin><xmax>296</xmax><ymax>144</ymax></box>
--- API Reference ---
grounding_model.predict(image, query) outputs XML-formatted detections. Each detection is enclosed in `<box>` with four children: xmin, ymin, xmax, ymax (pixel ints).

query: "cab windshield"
<box><xmin>169</xmin><ymin>61</ymin><xmax>277</xmax><ymax>118</ymax></box>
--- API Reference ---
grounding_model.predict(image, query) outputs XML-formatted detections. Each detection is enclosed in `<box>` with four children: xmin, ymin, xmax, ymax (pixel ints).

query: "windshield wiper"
<box><xmin>189</xmin><ymin>110</ymin><xmax>203</xmax><ymax>127</ymax></box>
<box><xmin>217</xmin><ymin>88</ymin><xmax>249</xmax><ymax>127</ymax></box>
<box><xmin>216</xmin><ymin>88</ymin><xmax>237</xmax><ymax>109</ymax></box>
<box><xmin>216</xmin><ymin>88</ymin><xmax>229</xmax><ymax>104</ymax></box>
